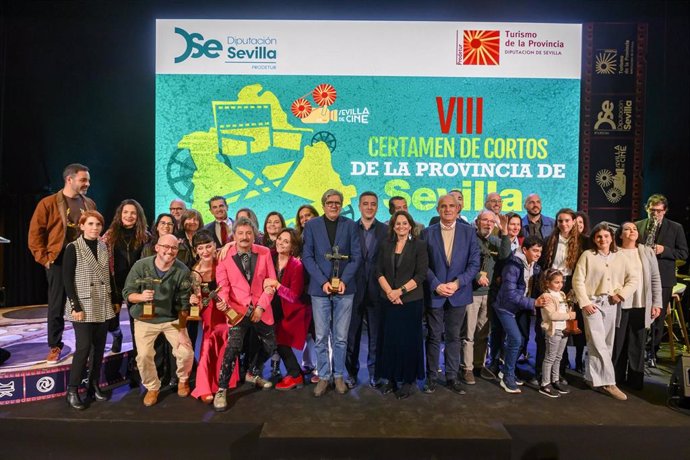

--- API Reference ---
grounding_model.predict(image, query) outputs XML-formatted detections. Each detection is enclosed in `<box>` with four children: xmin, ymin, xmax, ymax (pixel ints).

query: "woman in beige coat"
<box><xmin>572</xmin><ymin>223</ymin><xmax>640</xmax><ymax>400</ymax></box>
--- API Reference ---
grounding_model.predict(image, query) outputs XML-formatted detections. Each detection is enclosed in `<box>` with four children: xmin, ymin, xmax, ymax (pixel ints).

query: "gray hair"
<box><xmin>321</xmin><ymin>189</ymin><xmax>344</xmax><ymax>206</ymax></box>
<box><xmin>234</xmin><ymin>216</ymin><xmax>258</xmax><ymax>236</ymax></box>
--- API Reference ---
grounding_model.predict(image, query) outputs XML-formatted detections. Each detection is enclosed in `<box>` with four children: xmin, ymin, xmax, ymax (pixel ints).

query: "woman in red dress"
<box><xmin>189</xmin><ymin>230</ymin><xmax>238</xmax><ymax>403</ymax></box>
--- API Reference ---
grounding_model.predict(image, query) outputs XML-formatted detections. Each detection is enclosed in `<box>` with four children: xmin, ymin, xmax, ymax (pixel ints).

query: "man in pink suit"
<box><xmin>212</xmin><ymin>217</ymin><xmax>277</xmax><ymax>412</ymax></box>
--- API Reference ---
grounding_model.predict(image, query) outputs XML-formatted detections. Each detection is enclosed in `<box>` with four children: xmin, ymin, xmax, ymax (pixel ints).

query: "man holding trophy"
<box><xmin>302</xmin><ymin>189</ymin><xmax>362</xmax><ymax>397</ymax></box>
<box><xmin>122</xmin><ymin>233</ymin><xmax>194</xmax><ymax>407</ymax></box>
<box><xmin>212</xmin><ymin>217</ymin><xmax>277</xmax><ymax>412</ymax></box>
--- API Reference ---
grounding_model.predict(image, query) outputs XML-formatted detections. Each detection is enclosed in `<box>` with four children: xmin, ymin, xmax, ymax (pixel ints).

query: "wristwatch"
<box><xmin>401</xmin><ymin>286</ymin><xmax>407</xmax><ymax>294</ymax></box>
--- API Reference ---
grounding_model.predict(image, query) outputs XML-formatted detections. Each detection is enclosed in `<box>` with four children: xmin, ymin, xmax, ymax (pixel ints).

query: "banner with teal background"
<box><xmin>156</xmin><ymin>75</ymin><xmax>580</xmax><ymax>225</ymax></box>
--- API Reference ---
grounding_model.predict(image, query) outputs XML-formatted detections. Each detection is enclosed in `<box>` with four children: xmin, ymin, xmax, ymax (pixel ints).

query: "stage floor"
<box><xmin>1</xmin><ymin>306</ymin><xmax>689</xmax><ymax>459</ymax></box>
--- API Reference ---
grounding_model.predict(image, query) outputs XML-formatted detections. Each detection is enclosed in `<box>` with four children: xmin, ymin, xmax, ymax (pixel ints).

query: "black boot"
<box><xmin>66</xmin><ymin>388</ymin><xmax>86</xmax><ymax>410</ymax></box>
<box><xmin>88</xmin><ymin>381</ymin><xmax>111</xmax><ymax>402</ymax></box>
<box><xmin>111</xmin><ymin>330</ymin><xmax>123</xmax><ymax>354</ymax></box>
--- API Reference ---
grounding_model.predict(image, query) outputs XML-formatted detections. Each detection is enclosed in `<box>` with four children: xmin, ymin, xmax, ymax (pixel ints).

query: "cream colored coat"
<box><xmin>572</xmin><ymin>250</ymin><xmax>641</xmax><ymax>309</ymax></box>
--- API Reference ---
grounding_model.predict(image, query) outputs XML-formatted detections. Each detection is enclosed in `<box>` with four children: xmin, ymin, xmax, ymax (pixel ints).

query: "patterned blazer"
<box><xmin>65</xmin><ymin>236</ymin><xmax>114</xmax><ymax>323</ymax></box>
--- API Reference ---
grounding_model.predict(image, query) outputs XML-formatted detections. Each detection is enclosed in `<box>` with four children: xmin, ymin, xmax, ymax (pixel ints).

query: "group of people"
<box><xmin>27</xmin><ymin>163</ymin><xmax>688</xmax><ymax>411</ymax></box>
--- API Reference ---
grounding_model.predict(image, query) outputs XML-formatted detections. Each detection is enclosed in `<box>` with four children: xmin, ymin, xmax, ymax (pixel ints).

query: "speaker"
<box><xmin>669</xmin><ymin>353</ymin><xmax>690</xmax><ymax>402</ymax></box>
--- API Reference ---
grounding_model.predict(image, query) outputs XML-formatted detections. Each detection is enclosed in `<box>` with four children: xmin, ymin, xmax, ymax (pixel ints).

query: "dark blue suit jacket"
<box><xmin>302</xmin><ymin>215</ymin><xmax>362</xmax><ymax>297</ymax></box>
<box><xmin>354</xmin><ymin>218</ymin><xmax>388</xmax><ymax>307</ymax></box>
<box><xmin>422</xmin><ymin>222</ymin><xmax>480</xmax><ymax>308</ymax></box>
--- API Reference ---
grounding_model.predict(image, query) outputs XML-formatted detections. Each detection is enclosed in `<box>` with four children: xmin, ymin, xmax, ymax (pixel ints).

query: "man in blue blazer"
<box><xmin>345</xmin><ymin>191</ymin><xmax>388</xmax><ymax>389</ymax></box>
<box><xmin>302</xmin><ymin>189</ymin><xmax>362</xmax><ymax>397</ymax></box>
<box><xmin>521</xmin><ymin>193</ymin><xmax>555</xmax><ymax>240</ymax></box>
<box><xmin>422</xmin><ymin>194</ymin><xmax>480</xmax><ymax>394</ymax></box>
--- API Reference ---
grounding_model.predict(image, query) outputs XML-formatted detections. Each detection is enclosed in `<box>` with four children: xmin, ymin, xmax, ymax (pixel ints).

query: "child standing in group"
<box><xmin>538</xmin><ymin>268</ymin><xmax>576</xmax><ymax>398</ymax></box>
<box><xmin>494</xmin><ymin>236</ymin><xmax>547</xmax><ymax>394</ymax></box>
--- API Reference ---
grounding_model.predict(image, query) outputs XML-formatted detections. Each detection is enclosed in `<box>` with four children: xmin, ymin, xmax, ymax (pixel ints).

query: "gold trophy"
<box><xmin>187</xmin><ymin>271</ymin><xmax>205</xmax><ymax>321</ymax></box>
<box><xmin>135</xmin><ymin>275</ymin><xmax>162</xmax><ymax>319</ymax></box>
<box><xmin>325</xmin><ymin>245</ymin><xmax>349</xmax><ymax>294</ymax></box>
<box><xmin>208</xmin><ymin>289</ymin><xmax>243</xmax><ymax>327</ymax></box>
<box><xmin>563</xmin><ymin>291</ymin><xmax>582</xmax><ymax>336</ymax></box>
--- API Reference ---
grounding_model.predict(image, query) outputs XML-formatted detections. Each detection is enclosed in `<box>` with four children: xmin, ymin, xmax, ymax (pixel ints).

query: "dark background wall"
<box><xmin>1</xmin><ymin>0</ymin><xmax>688</xmax><ymax>306</ymax></box>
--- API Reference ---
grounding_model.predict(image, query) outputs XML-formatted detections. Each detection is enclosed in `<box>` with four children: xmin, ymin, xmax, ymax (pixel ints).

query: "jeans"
<box><xmin>495</xmin><ymin>309</ymin><xmax>524</xmax><ymax>381</ymax></box>
<box><xmin>311</xmin><ymin>294</ymin><xmax>354</xmax><ymax>380</ymax></box>
<box><xmin>542</xmin><ymin>330</ymin><xmax>568</xmax><ymax>386</ymax></box>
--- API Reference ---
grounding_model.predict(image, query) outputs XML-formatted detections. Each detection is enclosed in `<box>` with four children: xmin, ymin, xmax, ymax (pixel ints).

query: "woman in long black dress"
<box><xmin>63</xmin><ymin>210</ymin><xmax>115</xmax><ymax>409</ymax></box>
<box><xmin>375</xmin><ymin>210</ymin><xmax>429</xmax><ymax>399</ymax></box>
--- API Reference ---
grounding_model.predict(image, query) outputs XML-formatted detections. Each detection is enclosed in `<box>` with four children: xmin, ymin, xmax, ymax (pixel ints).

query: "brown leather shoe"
<box><xmin>334</xmin><ymin>377</ymin><xmax>348</xmax><ymax>394</ymax></box>
<box><xmin>313</xmin><ymin>379</ymin><xmax>329</xmax><ymax>397</ymax></box>
<box><xmin>46</xmin><ymin>346</ymin><xmax>62</xmax><ymax>364</ymax></box>
<box><xmin>143</xmin><ymin>390</ymin><xmax>159</xmax><ymax>407</ymax></box>
<box><xmin>462</xmin><ymin>369</ymin><xmax>476</xmax><ymax>385</ymax></box>
<box><xmin>177</xmin><ymin>381</ymin><xmax>190</xmax><ymax>397</ymax></box>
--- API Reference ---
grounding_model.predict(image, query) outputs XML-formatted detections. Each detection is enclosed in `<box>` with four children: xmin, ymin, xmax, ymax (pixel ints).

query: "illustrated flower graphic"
<box><xmin>312</xmin><ymin>84</ymin><xmax>337</xmax><ymax>107</ymax></box>
<box><xmin>291</xmin><ymin>98</ymin><xmax>313</xmax><ymax>118</ymax></box>
<box><xmin>463</xmin><ymin>30</ymin><xmax>500</xmax><ymax>65</ymax></box>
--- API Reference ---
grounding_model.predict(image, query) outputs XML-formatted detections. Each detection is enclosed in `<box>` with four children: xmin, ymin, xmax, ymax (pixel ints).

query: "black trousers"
<box><xmin>346</xmin><ymin>293</ymin><xmax>382</xmax><ymax>381</ymax></box>
<box><xmin>649</xmin><ymin>286</ymin><xmax>673</xmax><ymax>354</ymax></box>
<box><xmin>69</xmin><ymin>321</ymin><xmax>108</xmax><ymax>387</ymax></box>
<box><xmin>614</xmin><ymin>308</ymin><xmax>646</xmax><ymax>389</ymax></box>
<box><xmin>46</xmin><ymin>262</ymin><xmax>66</xmax><ymax>349</ymax></box>
<box><xmin>219</xmin><ymin>318</ymin><xmax>276</xmax><ymax>388</ymax></box>
<box><xmin>277</xmin><ymin>344</ymin><xmax>301</xmax><ymax>378</ymax></box>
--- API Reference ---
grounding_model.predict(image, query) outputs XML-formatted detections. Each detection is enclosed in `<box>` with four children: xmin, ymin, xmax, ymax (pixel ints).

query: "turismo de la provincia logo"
<box><xmin>173</xmin><ymin>27</ymin><xmax>278</xmax><ymax>66</ymax></box>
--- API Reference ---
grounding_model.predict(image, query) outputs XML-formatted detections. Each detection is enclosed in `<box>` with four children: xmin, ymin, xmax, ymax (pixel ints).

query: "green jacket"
<box><xmin>122</xmin><ymin>256</ymin><xmax>191</xmax><ymax>323</ymax></box>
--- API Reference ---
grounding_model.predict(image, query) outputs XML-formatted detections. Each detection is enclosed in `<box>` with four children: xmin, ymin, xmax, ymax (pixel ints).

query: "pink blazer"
<box><xmin>216</xmin><ymin>244</ymin><xmax>276</xmax><ymax>326</ymax></box>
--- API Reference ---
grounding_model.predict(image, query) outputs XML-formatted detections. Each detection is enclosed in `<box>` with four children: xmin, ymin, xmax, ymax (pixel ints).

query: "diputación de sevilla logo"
<box><xmin>463</xmin><ymin>30</ymin><xmax>500</xmax><ymax>65</ymax></box>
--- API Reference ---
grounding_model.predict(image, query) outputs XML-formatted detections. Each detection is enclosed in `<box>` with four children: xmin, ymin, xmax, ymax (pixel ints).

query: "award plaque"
<box><xmin>325</xmin><ymin>246</ymin><xmax>349</xmax><ymax>294</ymax></box>
<box><xmin>136</xmin><ymin>275</ymin><xmax>161</xmax><ymax>319</ymax></box>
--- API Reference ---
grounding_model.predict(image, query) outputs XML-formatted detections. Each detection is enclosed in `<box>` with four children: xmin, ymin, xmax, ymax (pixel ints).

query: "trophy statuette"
<box><xmin>325</xmin><ymin>246</ymin><xmax>349</xmax><ymax>294</ymax></box>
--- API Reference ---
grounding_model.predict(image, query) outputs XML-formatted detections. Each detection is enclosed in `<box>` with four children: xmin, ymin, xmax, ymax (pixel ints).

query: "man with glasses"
<box><xmin>169</xmin><ymin>199</ymin><xmax>187</xmax><ymax>225</ymax></box>
<box><xmin>302</xmin><ymin>189</ymin><xmax>362</xmax><ymax>396</ymax></box>
<box><xmin>635</xmin><ymin>194</ymin><xmax>688</xmax><ymax>362</ymax></box>
<box><xmin>123</xmin><ymin>233</ymin><xmax>193</xmax><ymax>406</ymax></box>
<box><xmin>484</xmin><ymin>192</ymin><xmax>504</xmax><ymax>236</ymax></box>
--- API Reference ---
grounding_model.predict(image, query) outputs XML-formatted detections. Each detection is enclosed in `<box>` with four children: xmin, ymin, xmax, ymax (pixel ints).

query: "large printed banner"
<box><xmin>156</xmin><ymin>20</ymin><xmax>582</xmax><ymax>224</ymax></box>
<box><xmin>579</xmin><ymin>23</ymin><xmax>647</xmax><ymax>225</ymax></box>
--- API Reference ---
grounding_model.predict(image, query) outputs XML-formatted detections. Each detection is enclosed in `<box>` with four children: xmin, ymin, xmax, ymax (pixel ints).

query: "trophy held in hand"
<box><xmin>135</xmin><ymin>275</ymin><xmax>162</xmax><ymax>319</ymax></box>
<box><xmin>325</xmin><ymin>245</ymin><xmax>349</xmax><ymax>294</ymax></box>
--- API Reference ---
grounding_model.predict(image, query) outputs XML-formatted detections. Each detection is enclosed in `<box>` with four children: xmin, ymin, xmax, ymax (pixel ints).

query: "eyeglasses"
<box><xmin>488</xmin><ymin>199</ymin><xmax>502</xmax><ymax>204</ymax></box>
<box><xmin>159</xmin><ymin>222</ymin><xmax>174</xmax><ymax>227</ymax></box>
<box><xmin>157</xmin><ymin>244</ymin><xmax>179</xmax><ymax>252</ymax></box>
<box><xmin>170</xmin><ymin>207</ymin><xmax>184</xmax><ymax>212</ymax></box>
<box><xmin>648</xmin><ymin>207</ymin><xmax>666</xmax><ymax>213</ymax></box>
<box><xmin>325</xmin><ymin>201</ymin><xmax>342</xmax><ymax>207</ymax></box>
